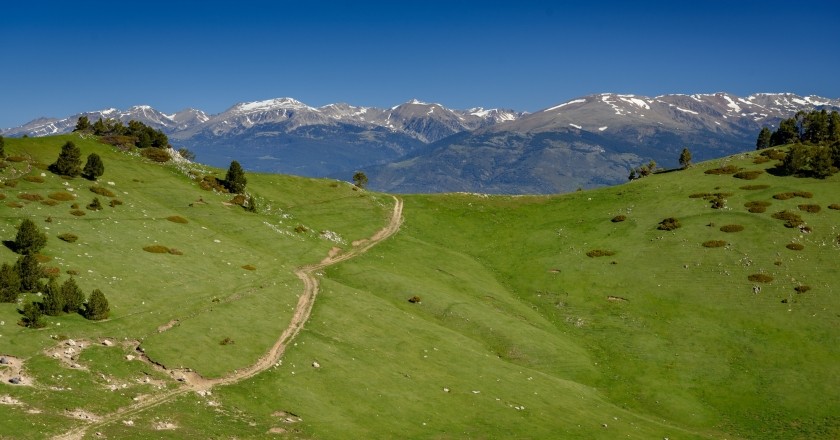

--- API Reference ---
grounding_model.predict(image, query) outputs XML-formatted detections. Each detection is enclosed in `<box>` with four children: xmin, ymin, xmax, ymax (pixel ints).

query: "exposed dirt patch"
<box><xmin>0</xmin><ymin>355</ymin><xmax>34</xmax><ymax>386</ymax></box>
<box><xmin>66</xmin><ymin>409</ymin><xmax>102</xmax><ymax>422</ymax></box>
<box><xmin>607</xmin><ymin>296</ymin><xmax>628</xmax><ymax>302</ymax></box>
<box><xmin>153</xmin><ymin>420</ymin><xmax>178</xmax><ymax>430</ymax></box>
<box><xmin>0</xmin><ymin>394</ymin><xmax>23</xmax><ymax>405</ymax></box>
<box><xmin>43</xmin><ymin>339</ymin><xmax>91</xmax><ymax>370</ymax></box>
<box><xmin>157</xmin><ymin>320</ymin><xmax>179</xmax><ymax>333</ymax></box>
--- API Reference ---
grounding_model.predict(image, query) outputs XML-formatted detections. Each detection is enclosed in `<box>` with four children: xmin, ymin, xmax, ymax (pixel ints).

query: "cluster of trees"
<box><xmin>1</xmin><ymin>219</ymin><xmax>110</xmax><ymax>328</ymax></box>
<box><xmin>757</xmin><ymin>109</ymin><xmax>840</xmax><ymax>148</ymax></box>
<box><xmin>0</xmin><ymin>135</ymin><xmax>5</xmax><ymax>158</ymax></box>
<box><xmin>757</xmin><ymin>109</ymin><xmax>840</xmax><ymax>178</ymax></box>
<box><xmin>628</xmin><ymin>160</ymin><xmax>658</xmax><ymax>180</ymax></box>
<box><xmin>48</xmin><ymin>141</ymin><xmax>105</xmax><ymax>180</ymax></box>
<box><xmin>75</xmin><ymin>116</ymin><xmax>169</xmax><ymax>150</ymax></box>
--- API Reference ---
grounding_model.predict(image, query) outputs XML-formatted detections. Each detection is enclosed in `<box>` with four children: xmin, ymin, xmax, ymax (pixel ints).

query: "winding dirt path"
<box><xmin>53</xmin><ymin>196</ymin><xmax>404</xmax><ymax>440</ymax></box>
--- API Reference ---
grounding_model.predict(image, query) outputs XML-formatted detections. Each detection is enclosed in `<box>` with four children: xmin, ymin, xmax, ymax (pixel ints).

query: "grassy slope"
<box><xmin>1</xmin><ymin>137</ymin><xmax>838</xmax><ymax>439</ymax></box>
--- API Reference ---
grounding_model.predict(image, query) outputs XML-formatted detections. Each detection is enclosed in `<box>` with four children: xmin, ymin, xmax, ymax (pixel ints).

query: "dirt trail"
<box><xmin>52</xmin><ymin>196</ymin><xmax>403</xmax><ymax>440</ymax></box>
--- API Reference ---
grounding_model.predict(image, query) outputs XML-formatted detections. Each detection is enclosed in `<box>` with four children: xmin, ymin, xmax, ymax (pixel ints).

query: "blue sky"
<box><xmin>1</xmin><ymin>0</ymin><xmax>839</xmax><ymax>129</ymax></box>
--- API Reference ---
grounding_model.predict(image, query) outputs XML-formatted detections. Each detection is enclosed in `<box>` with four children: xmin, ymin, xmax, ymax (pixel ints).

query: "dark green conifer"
<box><xmin>13</xmin><ymin>219</ymin><xmax>47</xmax><ymax>255</ymax></box>
<box><xmin>84</xmin><ymin>289</ymin><xmax>110</xmax><ymax>320</ymax></box>
<box><xmin>82</xmin><ymin>153</ymin><xmax>105</xmax><ymax>180</ymax></box>
<box><xmin>49</xmin><ymin>141</ymin><xmax>82</xmax><ymax>177</ymax></box>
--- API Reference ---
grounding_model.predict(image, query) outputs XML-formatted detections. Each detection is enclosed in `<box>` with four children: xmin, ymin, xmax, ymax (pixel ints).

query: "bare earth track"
<box><xmin>53</xmin><ymin>196</ymin><xmax>404</xmax><ymax>440</ymax></box>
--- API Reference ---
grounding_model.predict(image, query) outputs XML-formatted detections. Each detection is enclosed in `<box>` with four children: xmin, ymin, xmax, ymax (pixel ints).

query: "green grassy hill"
<box><xmin>0</xmin><ymin>136</ymin><xmax>838</xmax><ymax>439</ymax></box>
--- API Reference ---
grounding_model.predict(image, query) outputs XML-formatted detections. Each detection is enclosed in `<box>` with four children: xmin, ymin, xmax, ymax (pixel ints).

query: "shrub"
<box><xmin>733</xmin><ymin>170</ymin><xmax>763</xmax><ymax>180</ymax></box>
<box><xmin>87</xmin><ymin>197</ymin><xmax>103</xmax><ymax>211</ymax></box>
<box><xmin>745</xmin><ymin>200</ymin><xmax>771</xmax><ymax>213</ymax></box>
<box><xmin>760</xmin><ymin>149</ymin><xmax>786</xmax><ymax>160</ymax></box>
<box><xmin>6</xmin><ymin>202</ymin><xmax>23</xmax><ymax>208</ymax></box>
<box><xmin>71</xmin><ymin>203</ymin><xmax>80</xmax><ymax>209</ymax></box>
<box><xmin>140</xmin><ymin>147</ymin><xmax>170</xmax><ymax>163</ymax></box>
<box><xmin>586</xmin><ymin>249</ymin><xmax>616</xmax><ymax>257</ymax></box>
<box><xmin>70</xmin><ymin>210</ymin><xmax>86</xmax><ymax>216</ymax></box>
<box><xmin>752</xmin><ymin>156</ymin><xmax>770</xmax><ymax>164</ymax></box>
<box><xmin>18</xmin><ymin>193</ymin><xmax>43</xmax><ymax>201</ymax></box>
<box><xmin>702</xmin><ymin>240</ymin><xmax>727</xmax><ymax>248</ymax></box>
<box><xmin>829</xmin><ymin>204</ymin><xmax>840</xmax><ymax>210</ymax></box>
<box><xmin>242</xmin><ymin>265</ymin><xmax>256</xmax><ymax>271</ymax></box>
<box><xmin>3</xmin><ymin>179</ymin><xmax>18</xmax><ymax>188</ymax></box>
<box><xmin>798</xmin><ymin>204</ymin><xmax>821</xmax><ymax>213</ymax></box>
<box><xmin>720</xmin><ymin>224</ymin><xmax>744</xmax><ymax>233</ymax></box>
<box><xmin>58</xmin><ymin>233</ymin><xmax>78</xmax><ymax>243</ymax></box>
<box><xmin>689</xmin><ymin>192</ymin><xmax>713</xmax><ymax>198</ymax></box>
<box><xmin>794</xmin><ymin>191</ymin><xmax>813</xmax><ymax>198</ymax></box>
<box><xmin>49</xmin><ymin>191</ymin><xmax>75</xmax><ymax>201</ymax></box>
<box><xmin>168</xmin><ymin>248</ymin><xmax>183</xmax><ymax>255</ymax></box>
<box><xmin>740</xmin><ymin>184</ymin><xmax>769</xmax><ymax>190</ymax></box>
<box><xmin>90</xmin><ymin>186</ymin><xmax>116</xmax><ymax>197</ymax></box>
<box><xmin>748</xmin><ymin>273</ymin><xmax>774</xmax><ymax>283</ymax></box>
<box><xmin>704</xmin><ymin>165</ymin><xmax>741</xmax><ymax>175</ymax></box>
<box><xmin>657</xmin><ymin>217</ymin><xmax>681</xmax><ymax>231</ymax></box>
<box><xmin>773</xmin><ymin>192</ymin><xmax>794</xmax><ymax>200</ymax></box>
<box><xmin>771</xmin><ymin>210</ymin><xmax>804</xmax><ymax>228</ymax></box>
<box><xmin>23</xmin><ymin>175</ymin><xmax>44</xmax><ymax>183</ymax></box>
<box><xmin>610</xmin><ymin>215</ymin><xmax>626</xmax><ymax>223</ymax></box>
<box><xmin>220</xmin><ymin>337</ymin><xmax>235</xmax><ymax>346</ymax></box>
<box><xmin>786</xmin><ymin>243</ymin><xmax>804</xmax><ymax>251</ymax></box>
<box><xmin>408</xmin><ymin>295</ymin><xmax>422</xmax><ymax>303</ymax></box>
<box><xmin>794</xmin><ymin>285</ymin><xmax>811</xmax><ymax>293</ymax></box>
<box><xmin>41</xmin><ymin>200</ymin><xmax>59</xmax><ymax>206</ymax></box>
<box><xmin>166</xmin><ymin>215</ymin><xmax>189</xmax><ymax>224</ymax></box>
<box><xmin>294</xmin><ymin>225</ymin><xmax>308</xmax><ymax>233</ymax></box>
<box><xmin>109</xmin><ymin>199</ymin><xmax>123</xmax><ymax>207</ymax></box>
<box><xmin>6</xmin><ymin>156</ymin><xmax>28</xmax><ymax>162</ymax></box>
<box><xmin>229</xmin><ymin>194</ymin><xmax>247</xmax><ymax>206</ymax></box>
<box><xmin>199</xmin><ymin>175</ymin><xmax>227</xmax><ymax>192</ymax></box>
<box><xmin>143</xmin><ymin>245</ymin><xmax>170</xmax><ymax>253</ymax></box>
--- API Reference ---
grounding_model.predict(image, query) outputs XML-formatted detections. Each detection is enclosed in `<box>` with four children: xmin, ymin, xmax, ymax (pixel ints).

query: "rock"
<box><xmin>9</xmin><ymin>377</ymin><xmax>20</xmax><ymax>385</ymax></box>
<box><xmin>102</xmin><ymin>339</ymin><xmax>113</xmax><ymax>347</ymax></box>
<box><xmin>125</xmin><ymin>354</ymin><xmax>135</xmax><ymax>361</ymax></box>
<box><xmin>0</xmin><ymin>357</ymin><xmax>7</xmax><ymax>365</ymax></box>
<box><xmin>66</xmin><ymin>339</ymin><xmax>77</xmax><ymax>346</ymax></box>
<box><xmin>311</xmin><ymin>361</ymin><xmax>320</xmax><ymax>368</ymax></box>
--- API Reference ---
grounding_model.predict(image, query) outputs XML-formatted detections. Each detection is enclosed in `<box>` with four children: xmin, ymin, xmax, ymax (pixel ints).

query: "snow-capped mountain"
<box><xmin>1</xmin><ymin>106</ymin><xmax>208</xmax><ymax>137</ymax></box>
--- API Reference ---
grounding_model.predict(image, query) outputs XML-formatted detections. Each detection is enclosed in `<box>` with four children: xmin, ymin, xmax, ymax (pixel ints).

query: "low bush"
<box><xmin>702</xmin><ymin>240</ymin><xmax>727</xmax><ymax>248</ymax></box>
<box><xmin>70</xmin><ymin>210</ymin><xmax>86</xmax><ymax>216</ymax></box>
<box><xmin>87</xmin><ymin>197</ymin><xmax>103</xmax><ymax>211</ymax></box>
<box><xmin>733</xmin><ymin>170</ymin><xmax>763</xmax><ymax>180</ymax></box>
<box><xmin>748</xmin><ymin>273</ymin><xmax>774</xmax><ymax>283</ymax></box>
<box><xmin>6</xmin><ymin>202</ymin><xmax>23</xmax><ymax>208</ymax></box>
<box><xmin>23</xmin><ymin>176</ymin><xmax>44</xmax><ymax>183</ymax></box>
<box><xmin>689</xmin><ymin>192</ymin><xmax>713</xmax><ymax>198</ymax></box>
<box><xmin>5</xmin><ymin>156</ymin><xmax>27</xmax><ymax>162</ymax></box>
<box><xmin>829</xmin><ymin>204</ymin><xmax>840</xmax><ymax>210</ymax></box>
<box><xmin>90</xmin><ymin>186</ymin><xmax>116</xmax><ymax>197</ymax></box>
<box><xmin>752</xmin><ymin>156</ymin><xmax>770</xmax><ymax>164</ymax></box>
<box><xmin>229</xmin><ymin>194</ymin><xmax>247</xmax><ymax>205</ymax></box>
<box><xmin>771</xmin><ymin>210</ymin><xmax>804</xmax><ymax>228</ymax></box>
<box><xmin>242</xmin><ymin>265</ymin><xmax>256</xmax><ymax>271</ymax></box>
<box><xmin>140</xmin><ymin>147</ymin><xmax>171</xmax><ymax>163</ymax></box>
<box><xmin>740</xmin><ymin>184</ymin><xmax>769</xmax><ymax>190</ymax></box>
<box><xmin>704</xmin><ymin>165</ymin><xmax>741</xmax><ymax>175</ymax></box>
<box><xmin>794</xmin><ymin>285</ymin><xmax>811</xmax><ymax>293</ymax></box>
<box><xmin>586</xmin><ymin>249</ymin><xmax>616</xmax><ymax>257</ymax></box>
<box><xmin>219</xmin><ymin>337</ymin><xmax>235</xmax><ymax>346</ymax></box>
<box><xmin>294</xmin><ymin>225</ymin><xmax>308</xmax><ymax>233</ymax></box>
<box><xmin>41</xmin><ymin>200</ymin><xmax>59</xmax><ymax>206</ymax></box>
<box><xmin>143</xmin><ymin>245</ymin><xmax>170</xmax><ymax>253</ymax></box>
<box><xmin>760</xmin><ymin>149</ymin><xmax>786</xmax><ymax>160</ymax></box>
<box><xmin>109</xmin><ymin>199</ymin><xmax>123</xmax><ymax>207</ymax></box>
<box><xmin>71</xmin><ymin>203</ymin><xmax>80</xmax><ymax>209</ymax></box>
<box><xmin>720</xmin><ymin>224</ymin><xmax>744</xmax><ymax>233</ymax></box>
<box><xmin>3</xmin><ymin>179</ymin><xmax>18</xmax><ymax>188</ymax></box>
<box><xmin>18</xmin><ymin>193</ymin><xmax>43</xmax><ymax>201</ymax></box>
<box><xmin>794</xmin><ymin>191</ymin><xmax>813</xmax><ymax>198</ymax></box>
<box><xmin>48</xmin><ymin>191</ymin><xmax>75</xmax><ymax>201</ymax></box>
<box><xmin>798</xmin><ymin>204</ymin><xmax>821</xmax><ymax>213</ymax></box>
<box><xmin>657</xmin><ymin>217</ymin><xmax>681</xmax><ymax>231</ymax></box>
<box><xmin>744</xmin><ymin>200</ymin><xmax>771</xmax><ymax>213</ymax></box>
<box><xmin>166</xmin><ymin>215</ymin><xmax>189</xmax><ymax>224</ymax></box>
<box><xmin>58</xmin><ymin>233</ymin><xmax>78</xmax><ymax>243</ymax></box>
<box><xmin>773</xmin><ymin>192</ymin><xmax>794</xmax><ymax>200</ymax></box>
<box><xmin>610</xmin><ymin>215</ymin><xmax>626</xmax><ymax>223</ymax></box>
<box><xmin>408</xmin><ymin>295</ymin><xmax>422</xmax><ymax>303</ymax></box>
<box><xmin>199</xmin><ymin>175</ymin><xmax>227</xmax><ymax>192</ymax></box>
<box><xmin>786</xmin><ymin>243</ymin><xmax>804</xmax><ymax>251</ymax></box>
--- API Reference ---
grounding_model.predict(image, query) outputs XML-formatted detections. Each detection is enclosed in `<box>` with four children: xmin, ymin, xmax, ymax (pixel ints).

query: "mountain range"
<box><xmin>4</xmin><ymin>93</ymin><xmax>838</xmax><ymax>194</ymax></box>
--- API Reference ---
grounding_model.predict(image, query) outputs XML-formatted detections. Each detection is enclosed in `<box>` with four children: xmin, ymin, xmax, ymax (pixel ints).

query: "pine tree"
<box><xmin>756</xmin><ymin>127</ymin><xmax>772</xmax><ymax>149</ymax></box>
<box><xmin>771</xmin><ymin>118</ymin><xmax>800</xmax><ymax>146</ymax></box>
<box><xmin>15</xmin><ymin>254</ymin><xmax>42</xmax><ymax>292</ymax></box>
<box><xmin>49</xmin><ymin>141</ymin><xmax>82</xmax><ymax>177</ymax></box>
<box><xmin>92</xmin><ymin>118</ymin><xmax>107</xmax><ymax>135</ymax></box>
<box><xmin>810</xmin><ymin>146</ymin><xmax>834</xmax><ymax>178</ymax></box>
<box><xmin>352</xmin><ymin>171</ymin><xmax>368</xmax><ymax>188</ymax></box>
<box><xmin>41</xmin><ymin>278</ymin><xmax>64</xmax><ymax>316</ymax></box>
<box><xmin>0</xmin><ymin>135</ymin><xmax>5</xmax><ymax>158</ymax></box>
<box><xmin>828</xmin><ymin>111</ymin><xmax>840</xmax><ymax>143</ymax></box>
<box><xmin>74</xmin><ymin>116</ymin><xmax>91</xmax><ymax>132</ymax></box>
<box><xmin>13</xmin><ymin>219</ymin><xmax>47</xmax><ymax>255</ymax></box>
<box><xmin>0</xmin><ymin>263</ymin><xmax>21</xmax><ymax>303</ymax></box>
<box><xmin>224</xmin><ymin>160</ymin><xmax>247</xmax><ymax>193</ymax></box>
<box><xmin>679</xmin><ymin>148</ymin><xmax>692</xmax><ymax>169</ymax></box>
<box><xmin>84</xmin><ymin>289</ymin><xmax>110</xmax><ymax>320</ymax></box>
<box><xmin>60</xmin><ymin>277</ymin><xmax>84</xmax><ymax>313</ymax></box>
<box><xmin>20</xmin><ymin>300</ymin><xmax>45</xmax><ymax>328</ymax></box>
<box><xmin>82</xmin><ymin>153</ymin><xmax>105</xmax><ymax>180</ymax></box>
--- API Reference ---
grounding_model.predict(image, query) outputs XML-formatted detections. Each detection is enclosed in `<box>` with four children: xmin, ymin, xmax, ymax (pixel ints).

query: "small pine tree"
<box><xmin>61</xmin><ymin>278</ymin><xmax>85</xmax><ymax>313</ymax></box>
<box><xmin>87</xmin><ymin>197</ymin><xmax>103</xmax><ymax>211</ymax></box>
<box><xmin>224</xmin><ymin>160</ymin><xmax>247</xmax><ymax>193</ymax></box>
<box><xmin>352</xmin><ymin>171</ymin><xmax>368</xmax><ymax>188</ymax></box>
<box><xmin>13</xmin><ymin>219</ymin><xmax>48</xmax><ymax>255</ymax></box>
<box><xmin>84</xmin><ymin>289</ymin><xmax>110</xmax><ymax>320</ymax></box>
<box><xmin>20</xmin><ymin>300</ymin><xmax>45</xmax><ymax>328</ymax></box>
<box><xmin>14</xmin><ymin>254</ymin><xmax>42</xmax><ymax>292</ymax></box>
<box><xmin>0</xmin><ymin>263</ymin><xmax>21</xmax><ymax>303</ymax></box>
<box><xmin>679</xmin><ymin>148</ymin><xmax>692</xmax><ymax>169</ymax></box>
<box><xmin>246</xmin><ymin>194</ymin><xmax>258</xmax><ymax>213</ymax></box>
<box><xmin>756</xmin><ymin>127</ymin><xmax>772</xmax><ymax>150</ymax></box>
<box><xmin>49</xmin><ymin>141</ymin><xmax>82</xmax><ymax>177</ymax></box>
<box><xmin>41</xmin><ymin>278</ymin><xmax>64</xmax><ymax>316</ymax></box>
<box><xmin>178</xmin><ymin>148</ymin><xmax>196</xmax><ymax>161</ymax></box>
<box><xmin>74</xmin><ymin>116</ymin><xmax>91</xmax><ymax>132</ymax></box>
<box><xmin>82</xmin><ymin>153</ymin><xmax>105</xmax><ymax>180</ymax></box>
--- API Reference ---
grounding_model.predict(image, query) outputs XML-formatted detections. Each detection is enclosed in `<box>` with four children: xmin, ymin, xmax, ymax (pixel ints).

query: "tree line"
<box><xmin>757</xmin><ymin>109</ymin><xmax>840</xmax><ymax>178</ymax></box>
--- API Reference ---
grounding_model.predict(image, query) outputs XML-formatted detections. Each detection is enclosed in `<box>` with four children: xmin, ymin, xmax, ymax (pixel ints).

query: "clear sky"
<box><xmin>2</xmin><ymin>0</ymin><xmax>839</xmax><ymax>129</ymax></box>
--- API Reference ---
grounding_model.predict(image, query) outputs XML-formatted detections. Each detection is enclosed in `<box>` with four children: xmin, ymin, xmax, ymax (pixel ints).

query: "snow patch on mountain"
<box><xmin>545</xmin><ymin>99</ymin><xmax>586</xmax><ymax>112</ymax></box>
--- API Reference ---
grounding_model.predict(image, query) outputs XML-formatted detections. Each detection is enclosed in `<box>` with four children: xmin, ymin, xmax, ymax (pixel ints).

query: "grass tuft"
<box><xmin>771</xmin><ymin>210</ymin><xmax>804</xmax><ymax>228</ymax></box>
<box><xmin>90</xmin><ymin>186</ymin><xmax>116</xmax><ymax>197</ymax></box>
<box><xmin>17</xmin><ymin>193</ymin><xmax>43</xmax><ymax>201</ymax></box>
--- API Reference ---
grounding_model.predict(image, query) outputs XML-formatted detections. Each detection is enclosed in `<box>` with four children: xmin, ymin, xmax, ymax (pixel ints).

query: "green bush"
<box><xmin>760</xmin><ymin>148</ymin><xmax>786</xmax><ymax>160</ymax></box>
<box><xmin>586</xmin><ymin>249</ymin><xmax>616</xmax><ymax>257</ymax></box>
<box><xmin>771</xmin><ymin>210</ymin><xmax>804</xmax><ymax>228</ymax></box>
<box><xmin>798</xmin><ymin>204</ymin><xmax>821</xmax><ymax>213</ymax></box>
<box><xmin>87</xmin><ymin>197</ymin><xmax>103</xmax><ymax>211</ymax></box>
<box><xmin>702</xmin><ymin>240</ymin><xmax>727</xmax><ymax>248</ymax></box>
<box><xmin>140</xmin><ymin>147</ymin><xmax>171</xmax><ymax>163</ymax></box>
<box><xmin>748</xmin><ymin>273</ymin><xmax>774</xmax><ymax>283</ymax></box>
<box><xmin>90</xmin><ymin>186</ymin><xmax>116</xmax><ymax>197</ymax></box>
<box><xmin>58</xmin><ymin>233</ymin><xmax>78</xmax><ymax>243</ymax></box>
<box><xmin>294</xmin><ymin>225</ymin><xmax>308</xmax><ymax>233</ymax></box>
<box><xmin>752</xmin><ymin>156</ymin><xmax>770</xmax><ymax>164</ymax></box>
<box><xmin>740</xmin><ymin>184</ymin><xmax>770</xmax><ymax>190</ymax></box>
<box><xmin>704</xmin><ymin>165</ymin><xmax>741</xmax><ymax>175</ymax></box>
<box><xmin>744</xmin><ymin>200</ymin><xmax>771</xmax><ymax>213</ymax></box>
<box><xmin>720</xmin><ymin>224</ymin><xmax>744</xmax><ymax>233</ymax></box>
<box><xmin>48</xmin><ymin>191</ymin><xmax>75</xmax><ymax>201</ymax></box>
<box><xmin>610</xmin><ymin>215</ymin><xmax>626</xmax><ymax>223</ymax></box>
<box><xmin>733</xmin><ymin>170</ymin><xmax>763</xmax><ymax>180</ymax></box>
<box><xmin>23</xmin><ymin>175</ymin><xmax>45</xmax><ymax>183</ymax></box>
<box><xmin>786</xmin><ymin>243</ymin><xmax>804</xmax><ymax>251</ymax></box>
<box><xmin>657</xmin><ymin>217</ymin><xmax>681</xmax><ymax>231</ymax></box>
<box><xmin>17</xmin><ymin>193</ymin><xmax>43</xmax><ymax>201</ymax></box>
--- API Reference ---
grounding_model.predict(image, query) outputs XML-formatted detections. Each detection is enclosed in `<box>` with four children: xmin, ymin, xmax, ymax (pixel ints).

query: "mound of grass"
<box><xmin>57</xmin><ymin>233</ymin><xmax>78</xmax><ymax>243</ymax></box>
<box><xmin>733</xmin><ymin>170</ymin><xmax>763</xmax><ymax>180</ymax></box>
<box><xmin>610</xmin><ymin>215</ymin><xmax>626</xmax><ymax>222</ymax></box>
<box><xmin>748</xmin><ymin>273</ymin><xmax>774</xmax><ymax>283</ymax></box>
<box><xmin>90</xmin><ymin>186</ymin><xmax>116</xmax><ymax>197</ymax></box>
<box><xmin>657</xmin><ymin>217</ymin><xmax>681</xmax><ymax>231</ymax></box>
<box><xmin>704</xmin><ymin>165</ymin><xmax>741</xmax><ymax>175</ymax></box>
<box><xmin>702</xmin><ymin>240</ymin><xmax>727</xmax><ymax>248</ymax></box>
<box><xmin>740</xmin><ymin>184</ymin><xmax>770</xmax><ymax>190</ymax></box>
<box><xmin>17</xmin><ymin>193</ymin><xmax>43</xmax><ymax>201</ymax></box>
<box><xmin>786</xmin><ymin>243</ymin><xmax>805</xmax><ymax>251</ymax></box>
<box><xmin>166</xmin><ymin>215</ymin><xmax>189</xmax><ymax>224</ymax></box>
<box><xmin>720</xmin><ymin>224</ymin><xmax>744</xmax><ymax>233</ymax></box>
<box><xmin>744</xmin><ymin>200</ymin><xmax>771</xmax><ymax>213</ymax></box>
<box><xmin>48</xmin><ymin>191</ymin><xmax>75</xmax><ymax>201</ymax></box>
<box><xmin>586</xmin><ymin>249</ymin><xmax>616</xmax><ymax>257</ymax></box>
<box><xmin>771</xmin><ymin>210</ymin><xmax>804</xmax><ymax>228</ymax></box>
<box><xmin>798</xmin><ymin>204</ymin><xmax>821</xmax><ymax>213</ymax></box>
<box><xmin>2</xmin><ymin>179</ymin><xmax>18</xmax><ymax>188</ymax></box>
<box><xmin>23</xmin><ymin>175</ymin><xmax>45</xmax><ymax>183</ymax></box>
<box><xmin>5</xmin><ymin>155</ymin><xmax>28</xmax><ymax>162</ymax></box>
